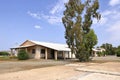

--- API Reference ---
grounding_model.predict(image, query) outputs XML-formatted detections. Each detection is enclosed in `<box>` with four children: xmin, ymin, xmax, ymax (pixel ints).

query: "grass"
<box><xmin>0</xmin><ymin>56</ymin><xmax>17</xmax><ymax>61</ymax></box>
<box><xmin>0</xmin><ymin>56</ymin><xmax>10</xmax><ymax>60</ymax></box>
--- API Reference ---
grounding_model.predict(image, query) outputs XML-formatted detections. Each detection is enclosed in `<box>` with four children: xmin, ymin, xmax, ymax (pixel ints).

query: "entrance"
<box><xmin>51</xmin><ymin>49</ymin><xmax>54</xmax><ymax>59</ymax></box>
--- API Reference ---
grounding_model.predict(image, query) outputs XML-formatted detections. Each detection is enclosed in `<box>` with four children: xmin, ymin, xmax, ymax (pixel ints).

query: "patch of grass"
<box><xmin>0</xmin><ymin>56</ymin><xmax>17</xmax><ymax>61</ymax></box>
<box><xmin>0</xmin><ymin>56</ymin><xmax>10</xmax><ymax>60</ymax></box>
<box><xmin>9</xmin><ymin>56</ymin><xmax>18</xmax><ymax>59</ymax></box>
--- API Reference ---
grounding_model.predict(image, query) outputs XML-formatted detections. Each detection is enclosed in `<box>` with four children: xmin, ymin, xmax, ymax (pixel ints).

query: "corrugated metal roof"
<box><xmin>29</xmin><ymin>40</ymin><xmax>71</xmax><ymax>51</ymax></box>
<box><xmin>11</xmin><ymin>40</ymin><xmax>71</xmax><ymax>51</ymax></box>
<box><xmin>92</xmin><ymin>48</ymin><xmax>105</xmax><ymax>52</ymax></box>
<box><xmin>10</xmin><ymin>45</ymin><xmax>36</xmax><ymax>49</ymax></box>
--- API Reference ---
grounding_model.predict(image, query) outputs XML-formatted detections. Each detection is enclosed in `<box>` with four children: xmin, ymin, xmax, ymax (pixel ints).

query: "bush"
<box><xmin>97</xmin><ymin>52</ymin><xmax>101</xmax><ymax>57</ymax></box>
<box><xmin>116</xmin><ymin>51</ymin><xmax>120</xmax><ymax>57</ymax></box>
<box><xmin>97</xmin><ymin>51</ymin><xmax>106</xmax><ymax>57</ymax></box>
<box><xmin>0</xmin><ymin>51</ymin><xmax>9</xmax><ymax>56</ymax></box>
<box><xmin>18</xmin><ymin>50</ymin><xmax>29</xmax><ymax>60</ymax></box>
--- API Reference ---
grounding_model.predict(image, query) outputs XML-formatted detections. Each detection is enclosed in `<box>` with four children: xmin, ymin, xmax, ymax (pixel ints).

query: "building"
<box><xmin>11</xmin><ymin>40</ymin><xmax>75</xmax><ymax>60</ymax></box>
<box><xmin>92</xmin><ymin>48</ymin><xmax>106</xmax><ymax>57</ymax></box>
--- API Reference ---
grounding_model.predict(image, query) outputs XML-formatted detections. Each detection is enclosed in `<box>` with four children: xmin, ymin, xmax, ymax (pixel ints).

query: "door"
<box><xmin>50</xmin><ymin>49</ymin><xmax>54</xmax><ymax>59</ymax></box>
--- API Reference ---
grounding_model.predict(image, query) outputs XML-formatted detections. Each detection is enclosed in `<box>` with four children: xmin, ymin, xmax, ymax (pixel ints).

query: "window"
<box><xmin>32</xmin><ymin>49</ymin><xmax>35</xmax><ymax>54</ymax></box>
<box><xmin>41</xmin><ymin>49</ymin><xmax>45</xmax><ymax>54</ymax></box>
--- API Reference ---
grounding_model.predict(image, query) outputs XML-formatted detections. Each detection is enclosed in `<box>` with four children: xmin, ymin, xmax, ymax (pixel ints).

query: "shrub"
<box><xmin>18</xmin><ymin>50</ymin><xmax>29</xmax><ymax>60</ymax></box>
<box><xmin>97</xmin><ymin>52</ymin><xmax>105</xmax><ymax>57</ymax></box>
<box><xmin>0</xmin><ymin>51</ymin><xmax>9</xmax><ymax>56</ymax></box>
<box><xmin>97</xmin><ymin>52</ymin><xmax>101</xmax><ymax>57</ymax></box>
<box><xmin>116</xmin><ymin>51</ymin><xmax>120</xmax><ymax>57</ymax></box>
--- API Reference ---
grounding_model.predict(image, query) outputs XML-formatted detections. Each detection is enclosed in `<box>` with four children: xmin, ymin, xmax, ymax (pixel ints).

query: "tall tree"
<box><xmin>62</xmin><ymin>0</ymin><xmax>100</xmax><ymax>61</ymax></box>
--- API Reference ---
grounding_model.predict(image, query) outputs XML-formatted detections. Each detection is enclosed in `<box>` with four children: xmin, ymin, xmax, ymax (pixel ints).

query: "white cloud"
<box><xmin>111</xmin><ymin>11</ymin><xmax>120</xmax><ymax>19</ymax></box>
<box><xmin>95</xmin><ymin>10</ymin><xmax>112</xmax><ymax>25</ymax></box>
<box><xmin>102</xmin><ymin>9</ymin><xmax>120</xmax><ymax>37</ymax></box>
<box><xmin>48</xmin><ymin>0</ymin><xmax>68</xmax><ymax>24</ymax></box>
<box><xmin>34</xmin><ymin>25</ymin><xmax>41</xmax><ymax>29</ymax></box>
<box><xmin>93</xmin><ymin>16</ymin><xmax>108</xmax><ymax>25</ymax></box>
<box><xmin>101</xmin><ymin>8</ymin><xmax>120</xmax><ymax>42</ymax></box>
<box><xmin>28</xmin><ymin>0</ymin><xmax>68</xmax><ymax>25</ymax></box>
<box><xmin>107</xmin><ymin>21</ymin><xmax>120</xmax><ymax>32</ymax></box>
<box><xmin>27</xmin><ymin>11</ymin><xmax>41</xmax><ymax>19</ymax></box>
<box><xmin>107</xmin><ymin>21</ymin><xmax>120</xmax><ymax>41</ymax></box>
<box><xmin>109</xmin><ymin>0</ymin><xmax>120</xmax><ymax>6</ymax></box>
<box><xmin>28</xmin><ymin>12</ymin><xmax>62</xmax><ymax>24</ymax></box>
<box><xmin>41</xmin><ymin>13</ymin><xmax>62</xmax><ymax>24</ymax></box>
<box><xmin>93</xmin><ymin>8</ymin><xmax>120</xmax><ymax>26</ymax></box>
<box><xmin>102</xmin><ymin>10</ymin><xmax>112</xmax><ymax>16</ymax></box>
<box><xmin>100</xmin><ymin>17</ymin><xmax>108</xmax><ymax>25</ymax></box>
<box><xmin>50</xmin><ymin>0</ymin><xmax>68</xmax><ymax>14</ymax></box>
<box><xmin>93</xmin><ymin>4</ymin><xmax>120</xmax><ymax>46</ymax></box>
<box><xmin>47</xmin><ymin>16</ymin><xmax>62</xmax><ymax>24</ymax></box>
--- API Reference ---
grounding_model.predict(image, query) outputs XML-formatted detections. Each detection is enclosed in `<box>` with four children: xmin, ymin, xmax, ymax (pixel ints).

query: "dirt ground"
<box><xmin>0</xmin><ymin>56</ymin><xmax>120</xmax><ymax>80</ymax></box>
<box><xmin>0</xmin><ymin>59</ymin><xmax>71</xmax><ymax>74</ymax></box>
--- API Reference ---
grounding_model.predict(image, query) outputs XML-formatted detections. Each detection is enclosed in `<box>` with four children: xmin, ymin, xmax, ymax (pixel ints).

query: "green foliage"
<box><xmin>115</xmin><ymin>46</ymin><xmax>120</xmax><ymax>57</ymax></box>
<box><xmin>97</xmin><ymin>52</ymin><xmax>101</xmax><ymax>57</ymax></box>
<box><xmin>100</xmin><ymin>43</ymin><xmax>115</xmax><ymax>55</ymax></box>
<box><xmin>103</xmin><ymin>51</ymin><xmax>107</xmax><ymax>56</ymax></box>
<box><xmin>0</xmin><ymin>51</ymin><xmax>10</xmax><ymax>56</ymax></box>
<box><xmin>97</xmin><ymin>51</ymin><xmax>105</xmax><ymax>57</ymax></box>
<box><xmin>18</xmin><ymin>50</ymin><xmax>29</xmax><ymax>60</ymax></box>
<box><xmin>117</xmin><ymin>51</ymin><xmax>120</xmax><ymax>57</ymax></box>
<box><xmin>62</xmin><ymin>0</ymin><xmax>100</xmax><ymax>62</ymax></box>
<box><xmin>85</xmin><ymin>29</ymin><xmax>98</xmax><ymax>54</ymax></box>
<box><xmin>76</xmin><ymin>51</ymin><xmax>90</xmax><ymax>62</ymax></box>
<box><xmin>116</xmin><ymin>51</ymin><xmax>120</xmax><ymax>57</ymax></box>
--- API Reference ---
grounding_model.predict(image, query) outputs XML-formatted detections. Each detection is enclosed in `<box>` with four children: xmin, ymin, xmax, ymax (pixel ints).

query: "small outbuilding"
<box><xmin>92</xmin><ymin>48</ymin><xmax>106</xmax><ymax>57</ymax></box>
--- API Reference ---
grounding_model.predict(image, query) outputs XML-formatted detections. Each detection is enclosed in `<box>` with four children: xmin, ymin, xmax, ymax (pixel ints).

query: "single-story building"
<box><xmin>11</xmin><ymin>40</ymin><xmax>75</xmax><ymax>60</ymax></box>
<box><xmin>92</xmin><ymin>48</ymin><xmax>106</xmax><ymax>57</ymax></box>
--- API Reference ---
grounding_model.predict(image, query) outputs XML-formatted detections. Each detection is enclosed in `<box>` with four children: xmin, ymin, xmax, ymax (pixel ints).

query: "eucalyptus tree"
<box><xmin>62</xmin><ymin>0</ymin><xmax>100</xmax><ymax>61</ymax></box>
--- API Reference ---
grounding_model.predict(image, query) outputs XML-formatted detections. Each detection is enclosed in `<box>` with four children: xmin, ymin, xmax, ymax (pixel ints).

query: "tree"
<box><xmin>101</xmin><ymin>43</ymin><xmax>115</xmax><ymax>55</ymax></box>
<box><xmin>85</xmin><ymin>29</ymin><xmax>98</xmax><ymax>54</ymax></box>
<box><xmin>113</xmin><ymin>45</ymin><xmax>120</xmax><ymax>57</ymax></box>
<box><xmin>62</xmin><ymin>0</ymin><xmax>100</xmax><ymax>61</ymax></box>
<box><xmin>0</xmin><ymin>51</ymin><xmax>10</xmax><ymax>56</ymax></box>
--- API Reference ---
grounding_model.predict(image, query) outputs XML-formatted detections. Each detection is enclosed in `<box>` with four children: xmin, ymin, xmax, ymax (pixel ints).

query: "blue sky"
<box><xmin>0</xmin><ymin>0</ymin><xmax>120</xmax><ymax>50</ymax></box>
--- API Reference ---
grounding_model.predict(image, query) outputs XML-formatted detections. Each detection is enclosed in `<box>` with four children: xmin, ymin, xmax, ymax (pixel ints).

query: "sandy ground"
<box><xmin>0</xmin><ymin>59</ymin><xmax>70</xmax><ymax>74</ymax></box>
<box><xmin>78</xmin><ymin>73</ymin><xmax>120</xmax><ymax>80</ymax></box>
<box><xmin>0</xmin><ymin>66</ymin><xmax>83</xmax><ymax>80</ymax></box>
<box><xmin>0</xmin><ymin>56</ymin><xmax>120</xmax><ymax>80</ymax></box>
<box><xmin>81</xmin><ymin>62</ymin><xmax>120</xmax><ymax>72</ymax></box>
<box><xmin>0</xmin><ymin>62</ymin><xmax>120</xmax><ymax>80</ymax></box>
